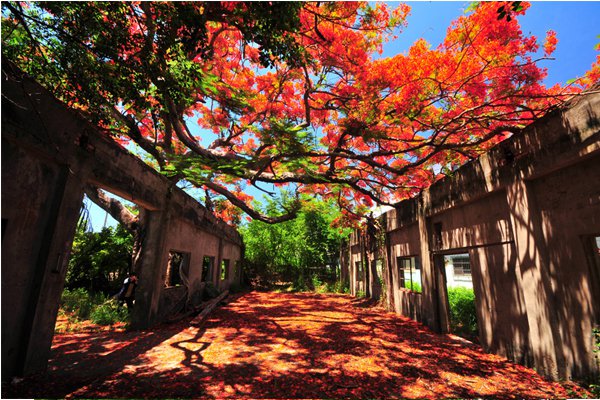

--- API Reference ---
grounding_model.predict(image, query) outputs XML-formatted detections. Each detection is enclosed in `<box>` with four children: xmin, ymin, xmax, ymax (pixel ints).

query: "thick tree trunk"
<box><xmin>83</xmin><ymin>185</ymin><xmax>138</xmax><ymax>232</ymax></box>
<box><xmin>83</xmin><ymin>184</ymin><xmax>144</xmax><ymax>272</ymax></box>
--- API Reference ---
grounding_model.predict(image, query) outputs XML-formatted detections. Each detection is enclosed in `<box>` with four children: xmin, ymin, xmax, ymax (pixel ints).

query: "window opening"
<box><xmin>443</xmin><ymin>253</ymin><xmax>479</xmax><ymax>341</ymax></box>
<box><xmin>220</xmin><ymin>259</ymin><xmax>230</xmax><ymax>281</ymax></box>
<box><xmin>355</xmin><ymin>260</ymin><xmax>364</xmax><ymax>281</ymax></box>
<box><xmin>165</xmin><ymin>251</ymin><xmax>189</xmax><ymax>287</ymax></box>
<box><xmin>57</xmin><ymin>190</ymin><xmax>137</xmax><ymax>334</ymax></box>
<box><xmin>202</xmin><ymin>256</ymin><xmax>214</xmax><ymax>283</ymax></box>
<box><xmin>397</xmin><ymin>256</ymin><xmax>422</xmax><ymax>293</ymax></box>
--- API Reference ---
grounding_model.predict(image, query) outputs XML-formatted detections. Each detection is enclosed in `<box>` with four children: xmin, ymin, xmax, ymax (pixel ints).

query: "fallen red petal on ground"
<box><xmin>3</xmin><ymin>291</ymin><xmax>590</xmax><ymax>399</ymax></box>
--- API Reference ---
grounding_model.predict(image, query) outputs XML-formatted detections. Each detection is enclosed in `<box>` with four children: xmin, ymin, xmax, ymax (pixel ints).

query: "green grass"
<box><xmin>89</xmin><ymin>300</ymin><xmax>129</xmax><ymax>325</ymax></box>
<box><xmin>60</xmin><ymin>288</ymin><xmax>129</xmax><ymax>326</ymax></box>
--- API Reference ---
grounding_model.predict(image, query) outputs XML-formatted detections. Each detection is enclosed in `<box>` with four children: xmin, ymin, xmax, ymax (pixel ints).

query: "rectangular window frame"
<box><xmin>355</xmin><ymin>260</ymin><xmax>364</xmax><ymax>282</ymax></box>
<box><xmin>165</xmin><ymin>250</ymin><xmax>190</xmax><ymax>288</ymax></box>
<box><xmin>220</xmin><ymin>259</ymin><xmax>230</xmax><ymax>281</ymax></box>
<box><xmin>397</xmin><ymin>256</ymin><xmax>422</xmax><ymax>293</ymax></box>
<box><xmin>201</xmin><ymin>256</ymin><xmax>215</xmax><ymax>283</ymax></box>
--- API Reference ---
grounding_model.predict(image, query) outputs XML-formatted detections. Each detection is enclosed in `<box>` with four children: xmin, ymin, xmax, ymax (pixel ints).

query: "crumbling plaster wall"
<box><xmin>219</xmin><ymin>242</ymin><xmax>242</xmax><ymax>291</ymax></box>
<box><xmin>345</xmin><ymin>89</ymin><xmax>600</xmax><ymax>380</ymax></box>
<box><xmin>1</xmin><ymin>65</ymin><xmax>243</xmax><ymax>380</ymax></box>
<box><xmin>529</xmin><ymin>156</ymin><xmax>600</xmax><ymax>379</ymax></box>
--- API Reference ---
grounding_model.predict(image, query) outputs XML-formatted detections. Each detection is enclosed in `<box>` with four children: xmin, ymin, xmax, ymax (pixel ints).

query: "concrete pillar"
<box><xmin>131</xmin><ymin>205</ymin><xmax>171</xmax><ymax>329</ymax></box>
<box><xmin>384</xmin><ymin>231</ymin><xmax>395</xmax><ymax>310</ymax></box>
<box><xmin>339</xmin><ymin>242</ymin><xmax>350</xmax><ymax>288</ymax></box>
<box><xmin>349</xmin><ymin>242</ymin><xmax>357</xmax><ymax>297</ymax></box>
<box><xmin>21</xmin><ymin>172</ymin><xmax>84</xmax><ymax>375</ymax></box>
<box><xmin>216</xmin><ymin>237</ymin><xmax>224</xmax><ymax>289</ymax></box>
<box><xmin>1</xmin><ymin>154</ymin><xmax>84</xmax><ymax>379</ymax></box>
<box><xmin>368</xmin><ymin>258</ymin><xmax>379</xmax><ymax>300</ymax></box>
<box><xmin>507</xmin><ymin>180</ymin><xmax>564</xmax><ymax>379</ymax></box>
<box><xmin>417</xmin><ymin>193</ymin><xmax>449</xmax><ymax>333</ymax></box>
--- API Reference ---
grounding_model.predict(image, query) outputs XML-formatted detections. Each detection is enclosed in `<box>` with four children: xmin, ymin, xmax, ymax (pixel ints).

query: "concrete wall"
<box><xmin>156</xmin><ymin>216</ymin><xmax>242</xmax><ymax>320</ymax></box>
<box><xmin>2</xmin><ymin>65</ymin><xmax>243</xmax><ymax>380</ymax></box>
<box><xmin>388</xmin><ymin>222</ymin><xmax>422</xmax><ymax>320</ymax></box>
<box><xmin>345</xmin><ymin>89</ymin><xmax>600</xmax><ymax>381</ymax></box>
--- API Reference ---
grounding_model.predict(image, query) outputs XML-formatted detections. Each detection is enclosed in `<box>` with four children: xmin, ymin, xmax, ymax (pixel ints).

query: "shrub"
<box><xmin>59</xmin><ymin>288</ymin><xmax>130</xmax><ymax>329</ymax></box>
<box><xmin>404</xmin><ymin>281</ymin><xmax>422</xmax><ymax>293</ymax></box>
<box><xmin>311</xmin><ymin>274</ymin><xmax>323</xmax><ymax>289</ymax></box>
<box><xmin>589</xmin><ymin>328</ymin><xmax>600</xmax><ymax>396</ymax></box>
<box><xmin>314</xmin><ymin>283</ymin><xmax>329</xmax><ymax>294</ymax></box>
<box><xmin>311</xmin><ymin>275</ymin><xmax>330</xmax><ymax>293</ymax></box>
<box><xmin>447</xmin><ymin>286</ymin><xmax>478</xmax><ymax>340</ymax></box>
<box><xmin>292</xmin><ymin>274</ymin><xmax>309</xmax><ymax>292</ymax></box>
<box><xmin>90</xmin><ymin>300</ymin><xmax>129</xmax><ymax>325</ymax></box>
<box><xmin>326</xmin><ymin>280</ymin><xmax>350</xmax><ymax>294</ymax></box>
<box><xmin>61</xmin><ymin>288</ymin><xmax>104</xmax><ymax>320</ymax></box>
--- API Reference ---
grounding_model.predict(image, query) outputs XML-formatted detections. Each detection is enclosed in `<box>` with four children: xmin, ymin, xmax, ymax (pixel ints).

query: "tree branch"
<box><xmin>200</xmin><ymin>180</ymin><xmax>300</xmax><ymax>224</ymax></box>
<box><xmin>83</xmin><ymin>185</ymin><xmax>139</xmax><ymax>232</ymax></box>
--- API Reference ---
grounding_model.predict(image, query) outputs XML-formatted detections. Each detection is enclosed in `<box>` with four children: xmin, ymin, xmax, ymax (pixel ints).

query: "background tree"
<box><xmin>2</xmin><ymin>1</ymin><xmax>597</xmax><ymax>225</ymax></box>
<box><xmin>241</xmin><ymin>196</ymin><xmax>351</xmax><ymax>287</ymax></box>
<box><xmin>66</xmin><ymin>222</ymin><xmax>134</xmax><ymax>295</ymax></box>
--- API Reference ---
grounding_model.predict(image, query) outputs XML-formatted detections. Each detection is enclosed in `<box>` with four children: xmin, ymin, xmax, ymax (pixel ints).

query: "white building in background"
<box><xmin>444</xmin><ymin>254</ymin><xmax>473</xmax><ymax>289</ymax></box>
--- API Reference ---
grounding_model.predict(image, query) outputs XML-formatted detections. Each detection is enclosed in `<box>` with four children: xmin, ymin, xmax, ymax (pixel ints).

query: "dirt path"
<box><xmin>4</xmin><ymin>291</ymin><xmax>586</xmax><ymax>398</ymax></box>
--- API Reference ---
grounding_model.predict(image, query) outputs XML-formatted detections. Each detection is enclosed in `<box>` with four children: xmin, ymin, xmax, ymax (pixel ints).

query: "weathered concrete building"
<box><xmin>343</xmin><ymin>89</ymin><xmax>600</xmax><ymax>381</ymax></box>
<box><xmin>2</xmin><ymin>65</ymin><xmax>243</xmax><ymax>380</ymax></box>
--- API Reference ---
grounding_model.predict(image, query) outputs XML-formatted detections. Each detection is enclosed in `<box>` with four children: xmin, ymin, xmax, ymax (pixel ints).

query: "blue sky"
<box><xmin>86</xmin><ymin>1</ymin><xmax>599</xmax><ymax>231</ymax></box>
<box><xmin>386</xmin><ymin>2</ymin><xmax>599</xmax><ymax>86</ymax></box>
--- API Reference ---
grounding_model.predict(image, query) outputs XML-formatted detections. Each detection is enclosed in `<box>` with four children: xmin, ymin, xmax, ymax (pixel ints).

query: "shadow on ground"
<box><xmin>2</xmin><ymin>291</ymin><xmax>586</xmax><ymax>399</ymax></box>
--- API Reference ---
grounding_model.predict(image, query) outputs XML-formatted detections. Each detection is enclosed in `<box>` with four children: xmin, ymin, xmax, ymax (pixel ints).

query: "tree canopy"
<box><xmin>3</xmin><ymin>1</ymin><xmax>598</xmax><ymax>225</ymax></box>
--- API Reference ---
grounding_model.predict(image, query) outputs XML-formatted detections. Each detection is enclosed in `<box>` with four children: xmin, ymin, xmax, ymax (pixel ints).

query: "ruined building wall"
<box><xmin>345</xmin><ymin>89</ymin><xmax>600</xmax><ymax>381</ymax></box>
<box><xmin>1</xmin><ymin>65</ymin><xmax>243</xmax><ymax>380</ymax></box>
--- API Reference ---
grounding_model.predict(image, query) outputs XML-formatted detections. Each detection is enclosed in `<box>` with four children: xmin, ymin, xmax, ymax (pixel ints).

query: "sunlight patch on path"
<box><xmin>6</xmin><ymin>291</ymin><xmax>586</xmax><ymax>399</ymax></box>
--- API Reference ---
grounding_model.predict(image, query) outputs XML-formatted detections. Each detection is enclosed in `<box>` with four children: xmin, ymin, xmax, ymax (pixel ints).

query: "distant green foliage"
<box><xmin>590</xmin><ymin>328</ymin><xmax>600</xmax><ymax>396</ymax></box>
<box><xmin>67</xmin><ymin>223</ymin><xmax>134</xmax><ymax>295</ymax></box>
<box><xmin>292</xmin><ymin>274</ymin><xmax>309</xmax><ymax>292</ymax></box>
<box><xmin>61</xmin><ymin>288</ymin><xmax>104</xmax><ymax>320</ymax></box>
<box><xmin>404</xmin><ymin>281</ymin><xmax>422</xmax><ymax>293</ymax></box>
<box><xmin>447</xmin><ymin>286</ymin><xmax>478</xmax><ymax>340</ymax></box>
<box><xmin>328</xmin><ymin>280</ymin><xmax>350</xmax><ymax>294</ymax></box>
<box><xmin>241</xmin><ymin>195</ymin><xmax>351</xmax><ymax>288</ymax></box>
<box><xmin>60</xmin><ymin>288</ymin><xmax>129</xmax><ymax>326</ymax></box>
<box><xmin>90</xmin><ymin>300</ymin><xmax>129</xmax><ymax>325</ymax></box>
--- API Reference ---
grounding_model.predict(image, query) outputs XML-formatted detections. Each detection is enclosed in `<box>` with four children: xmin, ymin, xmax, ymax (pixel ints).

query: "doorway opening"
<box><xmin>443</xmin><ymin>253</ymin><xmax>479</xmax><ymax>342</ymax></box>
<box><xmin>55</xmin><ymin>189</ymin><xmax>139</xmax><ymax>333</ymax></box>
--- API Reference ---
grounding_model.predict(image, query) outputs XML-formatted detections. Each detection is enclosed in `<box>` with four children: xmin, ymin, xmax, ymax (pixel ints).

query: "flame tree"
<box><xmin>2</xmin><ymin>2</ymin><xmax>598</xmax><ymax>226</ymax></box>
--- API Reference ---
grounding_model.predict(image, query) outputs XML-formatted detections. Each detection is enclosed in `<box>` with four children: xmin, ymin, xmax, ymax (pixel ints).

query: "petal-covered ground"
<box><xmin>4</xmin><ymin>291</ymin><xmax>588</xmax><ymax>398</ymax></box>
